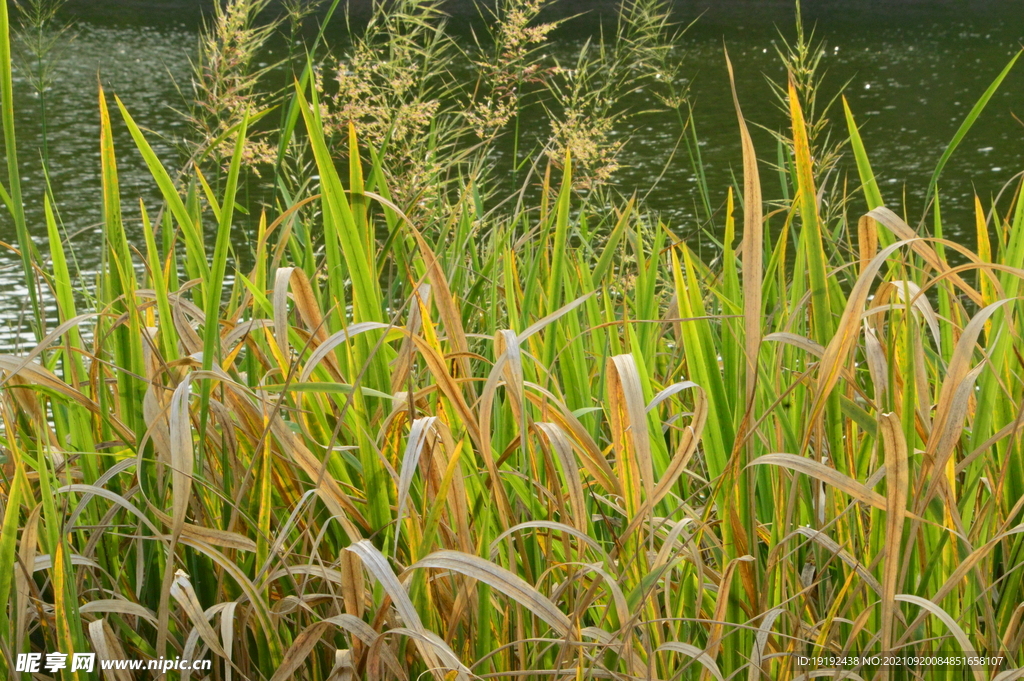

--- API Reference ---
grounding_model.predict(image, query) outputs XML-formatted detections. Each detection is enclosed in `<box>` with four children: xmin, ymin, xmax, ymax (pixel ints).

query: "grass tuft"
<box><xmin>1</xmin><ymin>1</ymin><xmax>1023</xmax><ymax>679</ymax></box>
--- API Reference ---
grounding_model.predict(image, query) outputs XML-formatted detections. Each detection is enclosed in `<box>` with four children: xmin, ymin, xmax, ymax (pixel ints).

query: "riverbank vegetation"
<box><xmin>1</xmin><ymin>0</ymin><xmax>1024</xmax><ymax>679</ymax></box>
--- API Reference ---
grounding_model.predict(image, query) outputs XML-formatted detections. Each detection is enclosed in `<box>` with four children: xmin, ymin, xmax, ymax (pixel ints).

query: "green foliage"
<box><xmin>1</xmin><ymin>2</ymin><xmax>1024</xmax><ymax>680</ymax></box>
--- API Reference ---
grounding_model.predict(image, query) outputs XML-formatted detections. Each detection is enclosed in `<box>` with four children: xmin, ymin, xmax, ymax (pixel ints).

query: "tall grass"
<box><xmin>11</xmin><ymin>0</ymin><xmax>73</xmax><ymax>168</ymax></box>
<box><xmin>2</xmin><ymin>1</ymin><xmax>1024</xmax><ymax>680</ymax></box>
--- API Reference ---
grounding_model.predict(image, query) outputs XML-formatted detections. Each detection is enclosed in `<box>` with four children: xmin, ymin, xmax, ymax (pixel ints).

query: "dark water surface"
<box><xmin>1</xmin><ymin>0</ymin><xmax>1022</xmax><ymax>346</ymax></box>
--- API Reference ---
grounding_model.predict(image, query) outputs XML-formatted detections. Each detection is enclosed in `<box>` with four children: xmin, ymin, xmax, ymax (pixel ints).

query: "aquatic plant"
<box><xmin>11</xmin><ymin>0</ymin><xmax>73</xmax><ymax>167</ymax></box>
<box><xmin>1</xmin><ymin>1</ymin><xmax>1023</xmax><ymax>680</ymax></box>
<box><xmin>189</xmin><ymin>0</ymin><xmax>280</xmax><ymax>167</ymax></box>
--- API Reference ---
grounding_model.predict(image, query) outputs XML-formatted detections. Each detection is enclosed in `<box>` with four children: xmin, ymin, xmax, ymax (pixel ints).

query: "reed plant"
<box><xmin>1</xmin><ymin>1</ymin><xmax>1024</xmax><ymax>680</ymax></box>
<box><xmin>11</xmin><ymin>0</ymin><xmax>73</xmax><ymax>168</ymax></box>
<box><xmin>189</xmin><ymin>0</ymin><xmax>281</xmax><ymax>166</ymax></box>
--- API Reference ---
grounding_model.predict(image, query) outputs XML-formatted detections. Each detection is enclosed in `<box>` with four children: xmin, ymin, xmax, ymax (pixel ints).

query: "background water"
<box><xmin>0</xmin><ymin>0</ymin><xmax>1022</xmax><ymax>348</ymax></box>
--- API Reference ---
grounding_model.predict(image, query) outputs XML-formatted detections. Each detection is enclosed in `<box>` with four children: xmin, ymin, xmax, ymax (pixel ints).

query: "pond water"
<box><xmin>0</xmin><ymin>0</ymin><xmax>1022</xmax><ymax>348</ymax></box>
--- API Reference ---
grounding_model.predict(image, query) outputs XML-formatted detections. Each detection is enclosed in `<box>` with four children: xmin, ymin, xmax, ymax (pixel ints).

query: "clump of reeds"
<box><xmin>767</xmin><ymin>0</ymin><xmax>849</xmax><ymax>230</ymax></box>
<box><xmin>1</xmin><ymin>1</ymin><xmax>1024</xmax><ymax>680</ymax></box>
<box><xmin>311</xmin><ymin>0</ymin><xmax>688</xmax><ymax>212</ymax></box>
<box><xmin>543</xmin><ymin>0</ymin><xmax>689</xmax><ymax>189</ymax></box>
<box><xmin>190</xmin><ymin>0</ymin><xmax>280</xmax><ymax>166</ymax></box>
<box><xmin>465</xmin><ymin>0</ymin><xmax>558</xmax><ymax>141</ymax></box>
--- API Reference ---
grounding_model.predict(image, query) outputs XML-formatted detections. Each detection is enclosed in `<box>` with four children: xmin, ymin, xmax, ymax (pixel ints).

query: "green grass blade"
<box><xmin>842</xmin><ymin>96</ymin><xmax>884</xmax><ymax>211</ymax></box>
<box><xmin>788</xmin><ymin>75</ymin><xmax>833</xmax><ymax>345</ymax></box>
<box><xmin>116</xmin><ymin>96</ymin><xmax>209</xmax><ymax>282</ymax></box>
<box><xmin>100</xmin><ymin>85</ymin><xmax>146</xmax><ymax>438</ymax></box>
<box><xmin>925</xmin><ymin>51</ymin><xmax>1021</xmax><ymax>210</ymax></box>
<box><xmin>295</xmin><ymin>80</ymin><xmax>382</xmax><ymax>324</ymax></box>
<box><xmin>202</xmin><ymin>110</ymin><xmax>249</xmax><ymax>373</ymax></box>
<box><xmin>0</xmin><ymin>0</ymin><xmax>40</xmax><ymax>338</ymax></box>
